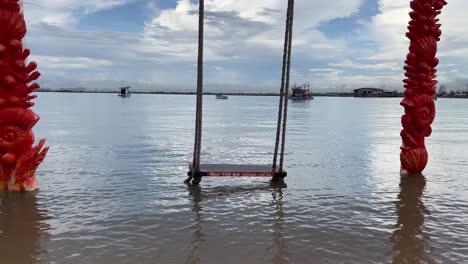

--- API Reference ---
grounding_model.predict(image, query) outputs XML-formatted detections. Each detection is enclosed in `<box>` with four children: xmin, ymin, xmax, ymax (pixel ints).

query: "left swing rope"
<box><xmin>186</xmin><ymin>0</ymin><xmax>205</xmax><ymax>184</ymax></box>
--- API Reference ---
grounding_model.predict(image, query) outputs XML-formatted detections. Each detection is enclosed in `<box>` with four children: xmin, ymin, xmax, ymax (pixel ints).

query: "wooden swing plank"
<box><xmin>188</xmin><ymin>164</ymin><xmax>287</xmax><ymax>177</ymax></box>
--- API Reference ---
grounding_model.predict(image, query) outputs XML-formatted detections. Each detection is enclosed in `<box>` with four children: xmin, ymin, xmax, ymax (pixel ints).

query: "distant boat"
<box><xmin>216</xmin><ymin>94</ymin><xmax>228</xmax><ymax>99</ymax></box>
<box><xmin>119</xmin><ymin>86</ymin><xmax>131</xmax><ymax>97</ymax></box>
<box><xmin>289</xmin><ymin>83</ymin><xmax>313</xmax><ymax>100</ymax></box>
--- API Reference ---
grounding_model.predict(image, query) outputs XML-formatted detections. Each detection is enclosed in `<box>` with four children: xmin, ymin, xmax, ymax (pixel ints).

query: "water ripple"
<box><xmin>0</xmin><ymin>95</ymin><xmax>467</xmax><ymax>263</ymax></box>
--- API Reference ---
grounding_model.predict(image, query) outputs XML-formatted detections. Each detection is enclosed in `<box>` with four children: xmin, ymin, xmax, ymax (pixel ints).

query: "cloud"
<box><xmin>329</xmin><ymin>60</ymin><xmax>400</xmax><ymax>71</ymax></box>
<box><xmin>22</xmin><ymin>0</ymin><xmax>467</xmax><ymax>92</ymax></box>
<box><xmin>22</xmin><ymin>0</ymin><xmax>369</xmax><ymax>91</ymax></box>
<box><xmin>308</xmin><ymin>68</ymin><xmax>338</xmax><ymax>73</ymax></box>
<box><xmin>362</xmin><ymin>0</ymin><xmax>468</xmax><ymax>90</ymax></box>
<box><xmin>23</xmin><ymin>0</ymin><xmax>134</xmax><ymax>26</ymax></box>
<box><xmin>143</xmin><ymin>0</ymin><xmax>359</xmax><ymax>62</ymax></box>
<box><xmin>30</xmin><ymin>55</ymin><xmax>113</xmax><ymax>69</ymax></box>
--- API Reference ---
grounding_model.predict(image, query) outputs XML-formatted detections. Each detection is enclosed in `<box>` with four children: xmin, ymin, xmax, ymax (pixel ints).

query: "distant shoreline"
<box><xmin>37</xmin><ymin>90</ymin><xmax>282</xmax><ymax>96</ymax></box>
<box><xmin>35</xmin><ymin>90</ymin><xmax>468</xmax><ymax>99</ymax></box>
<box><xmin>34</xmin><ymin>90</ymin><xmax>375</xmax><ymax>97</ymax></box>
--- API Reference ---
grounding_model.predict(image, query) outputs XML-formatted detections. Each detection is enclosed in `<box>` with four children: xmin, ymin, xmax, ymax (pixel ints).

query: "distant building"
<box><xmin>455</xmin><ymin>90</ymin><xmax>468</xmax><ymax>97</ymax></box>
<box><xmin>353</xmin><ymin>88</ymin><xmax>398</xmax><ymax>97</ymax></box>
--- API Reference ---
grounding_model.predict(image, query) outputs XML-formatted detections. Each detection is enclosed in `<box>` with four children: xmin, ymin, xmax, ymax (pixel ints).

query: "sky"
<box><xmin>21</xmin><ymin>0</ymin><xmax>468</xmax><ymax>92</ymax></box>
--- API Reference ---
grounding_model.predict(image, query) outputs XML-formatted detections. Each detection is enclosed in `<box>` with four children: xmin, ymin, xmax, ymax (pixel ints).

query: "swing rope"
<box><xmin>280</xmin><ymin>0</ymin><xmax>294</xmax><ymax>173</ymax></box>
<box><xmin>273</xmin><ymin>0</ymin><xmax>295</xmax><ymax>174</ymax></box>
<box><xmin>192</xmin><ymin>0</ymin><xmax>204</xmax><ymax>174</ymax></box>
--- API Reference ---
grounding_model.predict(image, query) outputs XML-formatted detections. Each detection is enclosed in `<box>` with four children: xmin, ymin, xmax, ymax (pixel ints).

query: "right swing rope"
<box><xmin>273</xmin><ymin>0</ymin><xmax>295</xmax><ymax>178</ymax></box>
<box><xmin>193</xmin><ymin>0</ymin><xmax>205</xmax><ymax>174</ymax></box>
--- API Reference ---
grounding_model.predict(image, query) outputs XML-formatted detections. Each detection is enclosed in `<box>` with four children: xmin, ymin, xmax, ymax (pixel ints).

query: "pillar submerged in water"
<box><xmin>0</xmin><ymin>0</ymin><xmax>48</xmax><ymax>191</ymax></box>
<box><xmin>400</xmin><ymin>0</ymin><xmax>447</xmax><ymax>175</ymax></box>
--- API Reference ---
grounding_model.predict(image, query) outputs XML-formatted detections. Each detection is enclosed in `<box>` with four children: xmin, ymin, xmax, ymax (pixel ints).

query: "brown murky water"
<box><xmin>1</xmin><ymin>94</ymin><xmax>467</xmax><ymax>263</ymax></box>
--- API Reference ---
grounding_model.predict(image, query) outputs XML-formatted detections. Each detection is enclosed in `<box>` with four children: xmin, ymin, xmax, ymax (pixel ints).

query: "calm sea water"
<box><xmin>1</xmin><ymin>93</ymin><xmax>467</xmax><ymax>264</ymax></box>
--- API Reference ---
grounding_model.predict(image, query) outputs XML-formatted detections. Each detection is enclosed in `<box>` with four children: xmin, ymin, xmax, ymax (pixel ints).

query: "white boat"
<box><xmin>216</xmin><ymin>94</ymin><xmax>228</xmax><ymax>99</ymax></box>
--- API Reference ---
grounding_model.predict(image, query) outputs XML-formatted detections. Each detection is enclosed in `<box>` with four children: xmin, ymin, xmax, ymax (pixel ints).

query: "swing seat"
<box><xmin>188</xmin><ymin>164</ymin><xmax>287</xmax><ymax>178</ymax></box>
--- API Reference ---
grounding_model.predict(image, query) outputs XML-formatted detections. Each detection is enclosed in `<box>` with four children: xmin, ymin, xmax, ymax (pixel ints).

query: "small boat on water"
<box><xmin>289</xmin><ymin>83</ymin><xmax>313</xmax><ymax>100</ymax></box>
<box><xmin>119</xmin><ymin>86</ymin><xmax>131</xmax><ymax>97</ymax></box>
<box><xmin>216</xmin><ymin>94</ymin><xmax>228</xmax><ymax>99</ymax></box>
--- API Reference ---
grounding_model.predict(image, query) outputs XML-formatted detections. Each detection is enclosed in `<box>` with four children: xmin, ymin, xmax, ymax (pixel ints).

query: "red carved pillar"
<box><xmin>0</xmin><ymin>0</ymin><xmax>48</xmax><ymax>191</ymax></box>
<box><xmin>400</xmin><ymin>0</ymin><xmax>447</xmax><ymax>175</ymax></box>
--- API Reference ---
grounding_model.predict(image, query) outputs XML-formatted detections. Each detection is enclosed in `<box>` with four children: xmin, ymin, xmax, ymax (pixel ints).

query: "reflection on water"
<box><xmin>0</xmin><ymin>192</ymin><xmax>48</xmax><ymax>264</ymax></box>
<box><xmin>271</xmin><ymin>185</ymin><xmax>288</xmax><ymax>264</ymax></box>
<box><xmin>20</xmin><ymin>94</ymin><xmax>468</xmax><ymax>263</ymax></box>
<box><xmin>186</xmin><ymin>185</ymin><xmax>204</xmax><ymax>264</ymax></box>
<box><xmin>187</xmin><ymin>183</ymin><xmax>288</xmax><ymax>264</ymax></box>
<box><xmin>391</xmin><ymin>176</ymin><xmax>430</xmax><ymax>264</ymax></box>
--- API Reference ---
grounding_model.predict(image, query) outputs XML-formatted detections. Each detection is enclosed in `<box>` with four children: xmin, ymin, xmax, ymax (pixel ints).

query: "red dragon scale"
<box><xmin>0</xmin><ymin>0</ymin><xmax>48</xmax><ymax>191</ymax></box>
<box><xmin>400</xmin><ymin>0</ymin><xmax>447</xmax><ymax>175</ymax></box>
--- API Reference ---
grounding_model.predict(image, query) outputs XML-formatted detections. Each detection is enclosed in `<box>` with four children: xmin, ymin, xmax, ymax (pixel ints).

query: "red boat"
<box><xmin>289</xmin><ymin>83</ymin><xmax>313</xmax><ymax>100</ymax></box>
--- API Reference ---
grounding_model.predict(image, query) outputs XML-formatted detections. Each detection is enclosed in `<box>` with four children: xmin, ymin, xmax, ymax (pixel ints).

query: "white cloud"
<box><xmin>142</xmin><ymin>0</ymin><xmax>359</xmax><ymax>63</ymax></box>
<box><xmin>329</xmin><ymin>60</ymin><xmax>400</xmax><ymax>71</ymax></box>
<box><xmin>265</xmin><ymin>0</ymin><xmax>465</xmax><ymax>92</ymax></box>
<box><xmin>308</xmin><ymin>68</ymin><xmax>338</xmax><ymax>73</ymax></box>
<box><xmin>139</xmin><ymin>0</ymin><xmax>363</xmax><ymax>89</ymax></box>
<box><xmin>23</xmin><ymin>0</ymin><xmax>133</xmax><ymax>26</ymax></box>
<box><xmin>30</xmin><ymin>55</ymin><xmax>113</xmax><ymax>69</ymax></box>
<box><xmin>22</xmin><ymin>0</ymin><xmax>368</xmax><ymax>91</ymax></box>
<box><xmin>21</xmin><ymin>0</ymin><xmax>468</xmax><ymax>92</ymax></box>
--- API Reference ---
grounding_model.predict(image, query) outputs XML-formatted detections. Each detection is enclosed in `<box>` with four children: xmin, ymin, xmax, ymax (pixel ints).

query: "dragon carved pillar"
<box><xmin>400</xmin><ymin>0</ymin><xmax>447</xmax><ymax>174</ymax></box>
<box><xmin>0</xmin><ymin>0</ymin><xmax>48</xmax><ymax>191</ymax></box>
